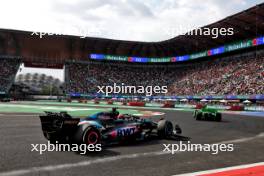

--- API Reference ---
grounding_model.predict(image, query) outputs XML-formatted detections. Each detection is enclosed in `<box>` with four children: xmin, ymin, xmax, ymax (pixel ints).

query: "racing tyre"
<box><xmin>196</xmin><ymin>112</ymin><xmax>202</xmax><ymax>120</ymax></box>
<box><xmin>175</xmin><ymin>124</ymin><xmax>182</xmax><ymax>134</ymax></box>
<box><xmin>204</xmin><ymin>113</ymin><xmax>209</xmax><ymax>120</ymax></box>
<box><xmin>83</xmin><ymin>127</ymin><xmax>101</xmax><ymax>145</ymax></box>
<box><xmin>44</xmin><ymin>133</ymin><xmax>59</xmax><ymax>144</ymax></box>
<box><xmin>48</xmin><ymin>136</ymin><xmax>57</xmax><ymax>144</ymax></box>
<box><xmin>157</xmin><ymin>120</ymin><xmax>173</xmax><ymax>138</ymax></box>
<box><xmin>216</xmin><ymin>113</ymin><xmax>222</xmax><ymax>122</ymax></box>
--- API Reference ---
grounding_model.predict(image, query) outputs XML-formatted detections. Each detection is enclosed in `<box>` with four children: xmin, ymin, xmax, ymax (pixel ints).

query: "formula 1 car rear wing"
<box><xmin>39</xmin><ymin>111</ymin><xmax>80</xmax><ymax>132</ymax></box>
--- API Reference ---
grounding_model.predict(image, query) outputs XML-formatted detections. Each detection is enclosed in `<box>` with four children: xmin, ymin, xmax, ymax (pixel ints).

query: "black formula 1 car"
<box><xmin>193</xmin><ymin>108</ymin><xmax>222</xmax><ymax>122</ymax></box>
<box><xmin>39</xmin><ymin>108</ymin><xmax>182</xmax><ymax>146</ymax></box>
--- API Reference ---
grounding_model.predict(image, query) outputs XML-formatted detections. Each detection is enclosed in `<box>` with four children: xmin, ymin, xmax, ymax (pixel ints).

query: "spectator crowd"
<box><xmin>169</xmin><ymin>55</ymin><xmax>264</xmax><ymax>96</ymax></box>
<box><xmin>65</xmin><ymin>54</ymin><xmax>263</xmax><ymax>96</ymax></box>
<box><xmin>0</xmin><ymin>53</ymin><xmax>262</xmax><ymax>97</ymax></box>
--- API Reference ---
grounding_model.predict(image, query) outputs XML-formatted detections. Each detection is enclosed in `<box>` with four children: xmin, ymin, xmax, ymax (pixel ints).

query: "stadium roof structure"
<box><xmin>89</xmin><ymin>2</ymin><xmax>264</xmax><ymax>57</ymax></box>
<box><xmin>0</xmin><ymin>2</ymin><xmax>264</xmax><ymax>62</ymax></box>
<box><xmin>161</xmin><ymin>2</ymin><xmax>264</xmax><ymax>56</ymax></box>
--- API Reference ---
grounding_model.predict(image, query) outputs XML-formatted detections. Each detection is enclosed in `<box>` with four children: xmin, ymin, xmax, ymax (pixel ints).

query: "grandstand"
<box><xmin>0</xmin><ymin>57</ymin><xmax>21</xmax><ymax>95</ymax></box>
<box><xmin>65</xmin><ymin>51</ymin><xmax>264</xmax><ymax>96</ymax></box>
<box><xmin>0</xmin><ymin>3</ymin><xmax>263</xmax><ymax>100</ymax></box>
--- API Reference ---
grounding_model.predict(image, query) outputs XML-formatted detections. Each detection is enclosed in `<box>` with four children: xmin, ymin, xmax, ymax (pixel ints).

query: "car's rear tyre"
<box><xmin>157</xmin><ymin>120</ymin><xmax>173</xmax><ymax>138</ymax></box>
<box><xmin>83</xmin><ymin>127</ymin><xmax>101</xmax><ymax>145</ymax></box>
<box><xmin>44</xmin><ymin>133</ymin><xmax>58</xmax><ymax>144</ymax></box>
<box><xmin>204</xmin><ymin>113</ymin><xmax>210</xmax><ymax>120</ymax></box>
<box><xmin>196</xmin><ymin>112</ymin><xmax>202</xmax><ymax>120</ymax></box>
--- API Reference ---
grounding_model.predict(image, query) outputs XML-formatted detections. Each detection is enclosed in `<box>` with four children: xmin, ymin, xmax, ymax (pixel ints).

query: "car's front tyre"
<box><xmin>175</xmin><ymin>124</ymin><xmax>182</xmax><ymax>134</ymax></box>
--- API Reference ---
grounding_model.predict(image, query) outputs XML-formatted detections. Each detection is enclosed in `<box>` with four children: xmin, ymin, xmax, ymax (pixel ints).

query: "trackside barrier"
<box><xmin>107</xmin><ymin>100</ymin><xmax>113</xmax><ymax>105</ymax></box>
<box><xmin>207</xmin><ymin>105</ymin><xmax>230</xmax><ymax>110</ymax></box>
<box><xmin>162</xmin><ymin>103</ymin><xmax>175</xmax><ymax>108</ymax></box>
<box><xmin>128</xmin><ymin>102</ymin><xmax>145</xmax><ymax>107</ymax></box>
<box><xmin>195</xmin><ymin>104</ymin><xmax>205</xmax><ymax>109</ymax></box>
<box><xmin>62</xmin><ymin>99</ymin><xmax>264</xmax><ymax>112</ymax></box>
<box><xmin>229</xmin><ymin>105</ymin><xmax>244</xmax><ymax>111</ymax></box>
<box><xmin>174</xmin><ymin>104</ymin><xmax>196</xmax><ymax>109</ymax></box>
<box><xmin>94</xmin><ymin>100</ymin><xmax>100</xmax><ymax>104</ymax></box>
<box><xmin>245</xmin><ymin>106</ymin><xmax>264</xmax><ymax>112</ymax></box>
<box><xmin>145</xmin><ymin>103</ymin><xmax>162</xmax><ymax>107</ymax></box>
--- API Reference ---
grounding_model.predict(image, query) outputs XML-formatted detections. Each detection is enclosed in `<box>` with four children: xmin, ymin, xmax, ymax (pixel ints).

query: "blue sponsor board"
<box><xmin>210</xmin><ymin>46</ymin><xmax>225</xmax><ymax>55</ymax></box>
<box><xmin>70</xmin><ymin>93</ymin><xmax>81</xmax><ymax>97</ymax></box>
<box><xmin>257</xmin><ymin>37</ymin><xmax>264</xmax><ymax>45</ymax></box>
<box><xmin>226</xmin><ymin>95</ymin><xmax>239</xmax><ymax>100</ymax></box>
<box><xmin>176</xmin><ymin>55</ymin><xmax>190</xmax><ymax>62</ymax></box>
<box><xmin>90</xmin><ymin>54</ymin><xmax>105</xmax><ymax>60</ymax></box>
<box><xmin>130</xmin><ymin>57</ymin><xmax>149</xmax><ymax>63</ymax></box>
<box><xmin>255</xmin><ymin>95</ymin><xmax>264</xmax><ymax>100</ymax></box>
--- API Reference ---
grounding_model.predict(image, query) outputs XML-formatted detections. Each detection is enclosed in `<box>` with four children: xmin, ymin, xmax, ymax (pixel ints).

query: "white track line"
<box><xmin>0</xmin><ymin>133</ymin><xmax>264</xmax><ymax>176</ymax></box>
<box><xmin>0</xmin><ymin>151</ymin><xmax>167</xmax><ymax>176</ymax></box>
<box><xmin>172</xmin><ymin>162</ymin><xmax>264</xmax><ymax>176</ymax></box>
<box><xmin>9</xmin><ymin>115</ymin><xmax>37</xmax><ymax>117</ymax></box>
<box><xmin>0</xmin><ymin>114</ymin><xmax>36</xmax><ymax>117</ymax></box>
<box><xmin>6</xmin><ymin>134</ymin><xmax>37</xmax><ymax>139</ymax></box>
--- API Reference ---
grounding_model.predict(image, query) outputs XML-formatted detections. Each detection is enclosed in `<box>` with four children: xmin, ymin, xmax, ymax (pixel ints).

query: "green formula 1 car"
<box><xmin>193</xmin><ymin>108</ymin><xmax>222</xmax><ymax>122</ymax></box>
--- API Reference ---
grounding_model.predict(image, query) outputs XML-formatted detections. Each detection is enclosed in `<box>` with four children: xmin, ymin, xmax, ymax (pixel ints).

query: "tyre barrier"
<box><xmin>127</xmin><ymin>102</ymin><xmax>145</xmax><ymax>107</ymax></box>
<box><xmin>107</xmin><ymin>101</ymin><xmax>113</xmax><ymax>105</ymax></box>
<box><xmin>162</xmin><ymin>103</ymin><xmax>175</xmax><ymax>108</ymax></box>
<box><xmin>196</xmin><ymin>104</ymin><xmax>206</xmax><ymax>109</ymax></box>
<box><xmin>229</xmin><ymin>105</ymin><xmax>244</xmax><ymax>111</ymax></box>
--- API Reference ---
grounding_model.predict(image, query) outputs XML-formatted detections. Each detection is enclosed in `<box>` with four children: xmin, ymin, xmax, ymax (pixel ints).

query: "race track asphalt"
<box><xmin>0</xmin><ymin>109</ymin><xmax>264</xmax><ymax>176</ymax></box>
